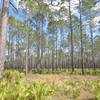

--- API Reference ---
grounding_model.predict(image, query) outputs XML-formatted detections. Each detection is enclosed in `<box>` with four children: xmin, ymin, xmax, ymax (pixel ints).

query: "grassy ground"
<box><xmin>22</xmin><ymin>74</ymin><xmax>100</xmax><ymax>100</ymax></box>
<box><xmin>22</xmin><ymin>74</ymin><xmax>100</xmax><ymax>84</ymax></box>
<box><xmin>1</xmin><ymin>69</ymin><xmax>100</xmax><ymax>100</ymax></box>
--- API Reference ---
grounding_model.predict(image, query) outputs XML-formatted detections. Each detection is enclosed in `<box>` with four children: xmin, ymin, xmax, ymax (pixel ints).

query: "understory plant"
<box><xmin>0</xmin><ymin>70</ymin><xmax>57</xmax><ymax>100</ymax></box>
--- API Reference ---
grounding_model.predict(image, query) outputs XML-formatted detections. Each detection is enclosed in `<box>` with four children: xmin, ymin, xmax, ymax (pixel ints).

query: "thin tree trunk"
<box><xmin>56</xmin><ymin>27</ymin><xmax>58</xmax><ymax>70</ymax></box>
<box><xmin>37</xmin><ymin>16</ymin><xmax>41</xmax><ymax>72</ymax></box>
<box><xmin>47</xmin><ymin>41</ymin><xmax>50</xmax><ymax>71</ymax></box>
<box><xmin>8</xmin><ymin>29</ymin><xmax>11</xmax><ymax>67</ymax></box>
<box><xmin>10</xmin><ymin>38</ymin><xmax>13</xmax><ymax>69</ymax></box>
<box><xmin>26</xmin><ymin>22</ymin><xmax>30</xmax><ymax>74</ymax></box>
<box><xmin>69</xmin><ymin>0</ymin><xmax>74</xmax><ymax>72</ymax></box>
<box><xmin>89</xmin><ymin>21</ymin><xmax>96</xmax><ymax>71</ymax></box>
<box><xmin>60</xmin><ymin>26</ymin><xmax>63</xmax><ymax>69</ymax></box>
<box><xmin>41</xmin><ymin>19</ymin><xmax>44</xmax><ymax>69</ymax></box>
<box><xmin>79</xmin><ymin>0</ymin><xmax>85</xmax><ymax>75</ymax></box>
<box><xmin>0</xmin><ymin>0</ymin><xmax>10</xmax><ymax>81</ymax></box>
<box><xmin>52</xmin><ymin>32</ymin><xmax>55</xmax><ymax>72</ymax></box>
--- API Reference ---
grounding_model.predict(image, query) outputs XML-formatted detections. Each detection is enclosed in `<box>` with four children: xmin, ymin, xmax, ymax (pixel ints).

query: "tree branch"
<box><xmin>35</xmin><ymin>0</ymin><xmax>60</xmax><ymax>7</ymax></box>
<box><xmin>9</xmin><ymin>0</ymin><xmax>18</xmax><ymax>13</ymax></box>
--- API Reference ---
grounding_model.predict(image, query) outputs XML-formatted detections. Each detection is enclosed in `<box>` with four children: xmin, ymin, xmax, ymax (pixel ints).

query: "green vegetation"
<box><xmin>62</xmin><ymin>80</ymin><xmax>83</xmax><ymax>99</ymax></box>
<box><xmin>0</xmin><ymin>70</ymin><xmax>58</xmax><ymax>100</ymax></box>
<box><xmin>0</xmin><ymin>70</ymin><xmax>100</xmax><ymax>100</ymax></box>
<box><xmin>31</xmin><ymin>68</ymin><xmax>100</xmax><ymax>75</ymax></box>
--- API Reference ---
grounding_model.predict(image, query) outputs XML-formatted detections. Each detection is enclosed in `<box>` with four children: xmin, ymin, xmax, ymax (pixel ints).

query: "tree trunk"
<box><xmin>0</xmin><ymin>0</ymin><xmax>10</xmax><ymax>81</ymax></box>
<box><xmin>52</xmin><ymin>32</ymin><xmax>55</xmax><ymax>72</ymax></box>
<box><xmin>79</xmin><ymin>0</ymin><xmax>85</xmax><ymax>75</ymax></box>
<box><xmin>8</xmin><ymin>28</ymin><xmax>11</xmax><ymax>68</ymax></box>
<box><xmin>10</xmin><ymin>38</ymin><xmax>13</xmax><ymax>69</ymax></box>
<box><xmin>69</xmin><ymin>0</ymin><xmax>74</xmax><ymax>72</ymax></box>
<box><xmin>26</xmin><ymin>22</ymin><xmax>30</xmax><ymax>74</ymax></box>
<box><xmin>56</xmin><ymin>27</ymin><xmax>58</xmax><ymax>70</ymax></box>
<box><xmin>60</xmin><ymin>26</ymin><xmax>63</xmax><ymax>69</ymax></box>
<box><xmin>37</xmin><ymin>16</ymin><xmax>41</xmax><ymax>72</ymax></box>
<box><xmin>89</xmin><ymin>21</ymin><xmax>96</xmax><ymax>71</ymax></box>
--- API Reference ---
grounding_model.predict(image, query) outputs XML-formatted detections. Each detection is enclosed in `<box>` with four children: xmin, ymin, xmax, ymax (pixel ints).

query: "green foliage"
<box><xmin>94</xmin><ymin>88</ymin><xmax>100</xmax><ymax>100</ymax></box>
<box><xmin>86</xmin><ymin>69</ymin><xmax>96</xmax><ymax>75</ymax></box>
<box><xmin>63</xmin><ymin>81</ymin><xmax>83</xmax><ymax>99</ymax></box>
<box><xmin>3</xmin><ymin>70</ymin><xmax>12</xmax><ymax>81</ymax></box>
<box><xmin>62</xmin><ymin>80</ymin><xmax>100</xmax><ymax>100</ymax></box>
<box><xmin>27</xmin><ymin>81</ymin><xmax>57</xmax><ymax>100</ymax></box>
<box><xmin>1</xmin><ymin>70</ymin><xmax>100</xmax><ymax>100</ymax></box>
<box><xmin>0</xmin><ymin>70</ymin><xmax>57</xmax><ymax>100</ymax></box>
<box><xmin>86</xmin><ymin>69</ymin><xmax>100</xmax><ymax>75</ymax></box>
<box><xmin>31</xmin><ymin>68</ymin><xmax>100</xmax><ymax>75</ymax></box>
<box><xmin>3</xmin><ymin>70</ymin><xmax>21</xmax><ymax>82</ymax></box>
<box><xmin>0</xmin><ymin>81</ymin><xmax>57</xmax><ymax>100</ymax></box>
<box><xmin>92</xmin><ymin>80</ymin><xmax>100</xmax><ymax>100</ymax></box>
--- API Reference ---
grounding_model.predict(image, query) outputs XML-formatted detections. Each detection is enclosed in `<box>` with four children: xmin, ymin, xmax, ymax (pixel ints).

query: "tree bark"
<box><xmin>79</xmin><ymin>0</ymin><xmax>85</xmax><ymax>75</ymax></box>
<box><xmin>0</xmin><ymin>0</ymin><xmax>10</xmax><ymax>81</ymax></box>
<box><xmin>56</xmin><ymin>27</ymin><xmax>58</xmax><ymax>70</ymax></box>
<box><xmin>26</xmin><ymin>21</ymin><xmax>30</xmax><ymax>74</ymax></box>
<box><xmin>89</xmin><ymin>21</ymin><xmax>96</xmax><ymax>70</ymax></box>
<box><xmin>52</xmin><ymin>32</ymin><xmax>55</xmax><ymax>72</ymax></box>
<box><xmin>69</xmin><ymin>0</ymin><xmax>74</xmax><ymax>72</ymax></box>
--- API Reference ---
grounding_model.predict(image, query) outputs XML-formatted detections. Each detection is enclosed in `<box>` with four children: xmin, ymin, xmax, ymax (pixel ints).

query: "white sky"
<box><xmin>13</xmin><ymin>0</ymin><xmax>20</xmax><ymax>8</ymax></box>
<box><xmin>93</xmin><ymin>1</ymin><xmax>100</xmax><ymax>26</ymax></box>
<box><xmin>44</xmin><ymin>0</ymin><xmax>79</xmax><ymax>14</ymax></box>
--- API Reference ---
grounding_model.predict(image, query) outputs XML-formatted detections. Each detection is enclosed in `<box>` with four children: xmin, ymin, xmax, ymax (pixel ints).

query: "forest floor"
<box><xmin>22</xmin><ymin>74</ymin><xmax>100</xmax><ymax>84</ymax></box>
<box><xmin>22</xmin><ymin>74</ymin><xmax>100</xmax><ymax>100</ymax></box>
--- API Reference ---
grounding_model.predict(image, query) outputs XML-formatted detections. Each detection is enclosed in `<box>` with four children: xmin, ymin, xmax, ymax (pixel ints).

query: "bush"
<box><xmin>92</xmin><ymin>80</ymin><xmax>100</xmax><ymax>100</ymax></box>
<box><xmin>0</xmin><ymin>80</ymin><xmax>57</xmax><ymax>100</ymax></box>
<box><xmin>62</xmin><ymin>81</ymin><xmax>83</xmax><ymax>99</ymax></box>
<box><xmin>3</xmin><ymin>70</ymin><xmax>12</xmax><ymax>81</ymax></box>
<box><xmin>3</xmin><ymin>70</ymin><xmax>21</xmax><ymax>82</ymax></box>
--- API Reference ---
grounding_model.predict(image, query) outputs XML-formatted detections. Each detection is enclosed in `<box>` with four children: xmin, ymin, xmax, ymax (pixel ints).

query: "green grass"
<box><xmin>0</xmin><ymin>69</ymin><xmax>100</xmax><ymax>100</ymax></box>
<box><xmin>30</xmin><ymin>68</ymin><xmax>100</xmax><ymax>75</ymax></box>
<box><xmin>1</xmin><ymin>70</ymin><xmax>58</xmax><ymax>100</ymax></box>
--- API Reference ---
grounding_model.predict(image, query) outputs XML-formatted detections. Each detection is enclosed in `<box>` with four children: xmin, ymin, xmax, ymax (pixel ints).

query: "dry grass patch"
<box><xmin>21</xmin><ymin>74</ymin><xmax>100</xmax><ymax>100</ymax></box>
<box><xmin>22</xmin><ymin>74</ymin><xmax>100</xmax><ymax>85</ymax></box>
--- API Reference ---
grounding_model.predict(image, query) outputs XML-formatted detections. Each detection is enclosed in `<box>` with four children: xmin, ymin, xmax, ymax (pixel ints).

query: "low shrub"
<box><xmin>0</xmin><ymin>80</ymin><xmax>57</xmax><ymax>100</ymax></box>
